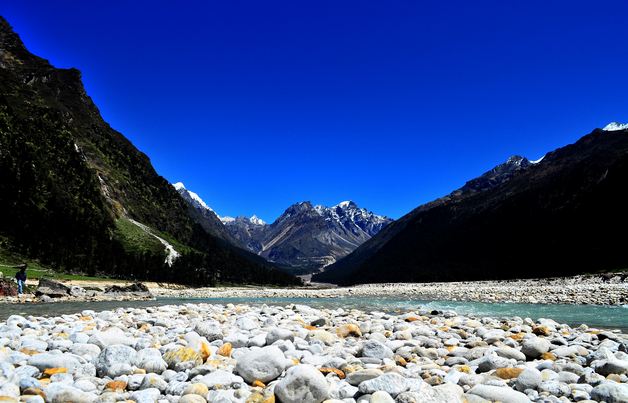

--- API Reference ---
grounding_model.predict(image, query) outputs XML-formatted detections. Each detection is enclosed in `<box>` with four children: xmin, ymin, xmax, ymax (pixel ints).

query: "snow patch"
<box><xmin>603</xmin><ymin>122</ymin><xmax>628</xmax><ymax>131</ymax></box>
<box><xmin>220</xmin><ymin>216</ymin><xmax>235</xmax><ymax>224</ymax></box>
<box><xmin>173</xmin><ymin>182</ymin><xmax>186</xmax><ymax>190</ymax></box>
<box><xmin>530</xmin><ymin>155</ymin><xmax>545</xmax><ymax>164</ymax></box>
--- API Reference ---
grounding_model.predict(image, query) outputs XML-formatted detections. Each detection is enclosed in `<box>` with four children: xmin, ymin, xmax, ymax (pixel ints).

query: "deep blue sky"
<box><xmin>2</xmin><ymin>1</ymin><xmax>627</xmax><ymax>221</ymax></box>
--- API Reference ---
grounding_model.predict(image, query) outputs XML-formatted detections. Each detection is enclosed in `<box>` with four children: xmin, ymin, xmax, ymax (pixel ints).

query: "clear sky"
<box><xmin>2</xmin><ymin>1</ymin><xmax>627</xmax><ymax>221</ymax></box>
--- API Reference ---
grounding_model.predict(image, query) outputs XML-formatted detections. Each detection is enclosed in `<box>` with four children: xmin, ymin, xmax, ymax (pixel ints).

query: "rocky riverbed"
<box><xmin>0</xmin><ymin>303</ymin><xmax>627</xmax><ymax>403</ymax></box>
<box><xmin>155</xmin><ymin>273</ymin><xmax>628</xmax><ymax>306</ymax></box>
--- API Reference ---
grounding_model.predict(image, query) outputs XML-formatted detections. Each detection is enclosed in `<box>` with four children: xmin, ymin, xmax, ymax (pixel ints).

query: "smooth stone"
<box><xmin>590</xmin><ymin>382</ymin><xmax>628</xmax><ymax>403</ymax></box>
<box><xmin>346</xmin><ymin>369</ymin><xmax>384</xmax><ymax>386</ymax></box>
<box><xmin>521</xmin><ymin>338</ymin><xmax>551</xmax><ymax>359</ymax></box>
<box><xmin>361</xmin><ymin>340</ymin><xmax>394</xmax><ymax>360</ymax></box>
<box><xmin>266</xmin><ymin>328</ymin><xmax>294</xmax><ymax>345</ymax></box>
<box><xmin>370</xmin><ymin>390</ymin><xmax>395</xmax><ymax>403</ymax></box>
<box><xmin>275</xmin><ymin>364</ymin><xmax>329</xmax><ymax>403</ymax></box>
<box><xmin>358</xmin><ymin>373</ymin><xmax>410</xmax><ymax>397</ymax></box>
<box><xmin>179</xmin><ymin>395</ymin><xmax>207</xmax><ymax>403</ymax></box>
<box><xmin>235</xmin><ymin>345</ymin><xmax>287</xmax><ymax>383</ymax></box>
<box><xmin>515</xmin><ymin>368</ymin><xmax>542</xmax><ymax>392</ymax></box>
<box><xmin>95</xmin><ymin>344</ymin><xmax>137</xmax><ymax>377</ymax></box>
<box><xmin>130</xmin><ymin>387</ymin><xmax>161</xmax><ymax>403</ymax></box>
<box><xmin>468</xmin><ymin>384</ymin><xmax>531</xmax><ymax>403</ymax></box>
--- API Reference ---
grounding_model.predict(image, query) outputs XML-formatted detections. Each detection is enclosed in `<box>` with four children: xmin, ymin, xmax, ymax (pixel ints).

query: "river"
<box><xmin>1</xmin><ymin>297</ymin><xmax>627</xmax><ymax>331</ymax></box>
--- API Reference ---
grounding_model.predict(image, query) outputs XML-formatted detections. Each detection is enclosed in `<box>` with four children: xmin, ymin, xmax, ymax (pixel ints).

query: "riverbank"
<box><xmin>0</xmin><ymin>302</ymin><xmax>626</xmax><ymax>402</ymax></box>
<box><xmin>153</xmin><ymin>273</ymin><xmax>628</xmax><ymax>306</ymax></box>
<box><xmin>1</xmin><ymin>272</ymin><xmax>626</xmax><ymax>306</ymax></box>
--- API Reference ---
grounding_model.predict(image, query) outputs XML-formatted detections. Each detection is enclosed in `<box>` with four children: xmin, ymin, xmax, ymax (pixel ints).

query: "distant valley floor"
<box><xmin>2</xmin><ymin>272</ymin><xmax>626</xmax><ymax>306</ymax></box>
<box><xmin>153</xmin><ymin>272</ymin><xmax>627</xmax><ymax>306</ymax></box>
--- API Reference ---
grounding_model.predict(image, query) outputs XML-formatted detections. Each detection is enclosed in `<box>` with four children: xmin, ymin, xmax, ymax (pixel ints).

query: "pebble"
<box><xmin>0</xmin><ymin>302</ymin><xmax>625</xmax><ymax>403</ymax></box>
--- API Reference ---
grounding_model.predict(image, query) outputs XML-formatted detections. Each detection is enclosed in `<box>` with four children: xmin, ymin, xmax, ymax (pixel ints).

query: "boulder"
<box><xmin>35</xmin><ymin>278</ymin><xmax>70</xmax><ymax>298</ymax></box>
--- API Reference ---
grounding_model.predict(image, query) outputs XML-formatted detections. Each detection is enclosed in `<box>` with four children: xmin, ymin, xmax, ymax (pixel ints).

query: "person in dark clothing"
<box><xmin>15</xmin><ymin>264</ymin><xmax>27</xmax><ymax>294</ymax></box>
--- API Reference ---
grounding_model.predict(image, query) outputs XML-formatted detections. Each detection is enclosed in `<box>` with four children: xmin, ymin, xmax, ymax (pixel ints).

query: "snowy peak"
<box><xmin>172</xmin><ymin>182</ymin><xmax>213</xmax><ymax>212</ymax></box>
<box><xmin>603</xmin><ymin>122</ymin><xmax>628</xmax><ymax>131</ymax></box>
<box><xmin>250</xmin><ymin>215</ymin><xmax>266</xmax><ymax>225</ymax></box>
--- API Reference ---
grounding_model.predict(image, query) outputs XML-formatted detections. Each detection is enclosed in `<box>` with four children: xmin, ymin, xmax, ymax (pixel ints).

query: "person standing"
<box><xmin>15</xmin><ymin>264</ymin><xmax>27</xmax><ymax>295</ymax></box>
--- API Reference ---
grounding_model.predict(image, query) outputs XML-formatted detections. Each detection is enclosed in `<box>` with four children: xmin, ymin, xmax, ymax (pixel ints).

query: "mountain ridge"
<box><xmin>0</xmin><ymin>16</ymin><xmax>298</xmax><ymax>286</ymax></box>
<box><xmin>172</xmin><ymin>186</ymin><xmax>393</xmax><ymax>272</ymax></box>
<box><xmin>315</xmin><ymin>126</ymin><xmax>628</xmax><ymax>284</ymax></box>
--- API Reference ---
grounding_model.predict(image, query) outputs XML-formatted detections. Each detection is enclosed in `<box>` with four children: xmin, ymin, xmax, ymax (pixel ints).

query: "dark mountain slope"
<box><xmin>316</xmin><ymin>128</ymin><xmax>628</xmax><ymax>285</ymax></box>
<box><xmin>0</xmin><ymin>16</ymin><xmax>298</xmax><ymax>286</ymax></box>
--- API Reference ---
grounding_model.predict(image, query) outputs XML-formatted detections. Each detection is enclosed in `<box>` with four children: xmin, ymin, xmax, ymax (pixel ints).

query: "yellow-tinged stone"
<box><xmin>456</xmin><ymin>365</ymin><xmax>472</xmax><ymax>374</ymax></box>
<box><xmin>19</xmin><ymin>348</ymin><xmax>39</xmax><ymax>356</ymax></box>
<box><xmin>532</xmin><ymin>325</ymin><xmax>551</xmax><ymax>336</ymax></box>
<box><xmin>383</xmin><ymin>330</ymin><xmax>393</xmax><ymax>338</ymax></box>
<box><xmin>607</xmin><ymin>373</ymin><xmax>622</xmax><ymax>382</ymax></box>
<box><xmin>217</xmin><ymin>342</ymin><xmax>232</xmax><ymax>357</ymax></box>
<box><xmin>38</xmin><ymin>378</ymin><xmax>50</xmax><ymax>386</ymax></box>
<box><xmin>438</xmin><ymin>326</ymin><xmax>450</xmax><ymax>332</ymax></box>
<box><xmin>430</xmin><ymin>318</ymin><xmax>439</xmax><ymax>325</ymax></box>
<box><xmin>22</xmin><ymin>387</ymin><xmax>46</xmax><ymax>398</ymax></box>
<box><xmin>134</xmin><ymin>368</ymin><xmax>147</xmax><ymax>374</ymax></box>
<box><xmin>495</xmin><ymin>367</ymin><xmax>524</xmax><ymax>379</ymax></box>
<box><xmin>336</xmin><ymin>324</ymin><xmax>362</xmax><ymax>338</ymax></box>
<box><xmin>43</xmin><ymin>367</ymin><xmax>67</xmax><ymax>376</ymax></box>
<box><xmin>183</xmin><ymin>383</ymin><xmax>209</xmax><ymax>396</ymax></box>
<box><xmin>446</xmin><ymin>346</ymin><xmax>456</xmax><ymax>352</ymax></box>
<box><xmin>56</xmin><ymin>332</ymin><xmax>69</xmax><ymax>339</ymax></box>
<box><xmin>79</xmin><ymin>315</ymin><xmax>93</xmax><ymax>321</ymax></box>
<box><xmin>200</xmin><ymin>341</ymin><xmax>211</xmax><ymax>360</ymax></box>
<box><xmin>509</xmin><ymin>332</ymin><xmax>525</xmax><ymax>341</ymax></box>
<box><xmin>163</xmin><ymin>347</ymin><xmax>203</xmax><ymax>368</ymax></box>
<box><xmin>395</xmin><ymin>356</ymin><xmax>407</xmax><ymax>367</ymax></box>
<box><xmin>291</xmin><ymin>358</ymin><xmax>300</xmax><ymax>365</ymax></box>
<box><xmin>0</xmin><ymin>396</ymin><xmax>18</xmax><ymax>402</ymax></box>
<box><xmin>105</xmin><ymin>380</ymin><xmax>127</xmax><ymax>391</ymax></box>
<box><xmin>83</xmin><ymin>324</ymin><xmax>95</xmax><ymax>331</ymax></box>
<box><xmin>252</xmin><ymin>380</ymin><xmax>266</xmax><ymax>388</ymax></box>
<box><xmin>304</xmin><ymin>325</ymin><xmax>317</xmax><ymax>330</ymax></box>
<box><xmin>319</xmin><ymin>367</ymin><xmax>345</xmax><ymax>379</ymax></box>
<box><xmin>405</xmin><ymin>317</ymin><xmax>420</xmax><ymax>322</ymax></box>
<box><xmin>245</xmin><ymin>392</ymin><xmax>275</xmax><ymax>403</ymax></box>
<box><xmin>541</xmin><ymin>352</ymin><xmax>557</xmax><ymax>361</ymax></box>
<box><xmin>139</xmin><ymin>323</ymin><xmax>150</xmax><ymax>332</ymax></box>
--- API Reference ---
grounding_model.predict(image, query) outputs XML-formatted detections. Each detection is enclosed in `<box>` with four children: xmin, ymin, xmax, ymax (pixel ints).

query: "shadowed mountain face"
<box><xmin>315</xmin><ymin>127</ymin><xmax>628</xmax><ymax>285</ymax></box>
<box><xmin>0</xmin><ymin>17</ymin><xmax>298</xmax><ymax>286</ymax></box>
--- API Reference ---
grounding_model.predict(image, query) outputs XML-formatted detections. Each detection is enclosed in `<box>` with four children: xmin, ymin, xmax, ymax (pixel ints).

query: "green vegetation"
<box><xmin>0</xmin><ymin>17</ymin><xmax>300</xmax><ymax>287</ymax></box>
<box><xmin>114</xmin><ymin>218</ymin><xmax>164</xmax><ymax>255</ymax></box>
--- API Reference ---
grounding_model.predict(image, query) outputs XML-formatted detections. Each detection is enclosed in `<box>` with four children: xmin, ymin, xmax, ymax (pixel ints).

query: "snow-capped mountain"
<box><xmin>172</xmin><ymin>183</ymin><xmax>237</xmax><ymax>243</ymax></box>
<box><xmin>231</xmin><ymin>200</ymin><xmax>393</xmax><ymax>272</ymax></box>
<box><xmin>172</xmin><ymin>182</ymin><xmax>393</xmax><ymax>273</ymax></box>
<box><xmin>603</xmin><ymin>122</ymin><xmax>628</xmax><ymax>131</ymax></box>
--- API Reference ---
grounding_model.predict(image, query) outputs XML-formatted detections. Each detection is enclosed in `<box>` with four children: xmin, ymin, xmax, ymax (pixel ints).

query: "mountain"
<box><xmin>0</xmin><ymin>16</ymin><xmax>298</xmax><ymax>286</ymax></box>
<box><xmin>224</xmin><ymin>201</ymin><xmax>392</xmax><ymax>272</ymax></box>
<box><xmin>172</xmin><ymin>182</ymin><xmax>237</xmax><ymax>244</ymax></box>
<box><xmin>173</xmin><ymin>184</ymin><xmax>392</xmax><ymax>273</ymax></box>
<box><xmin>315</xmin><ymin>126</ymin><xmax>628</xmax><ymax>285</ymax></box>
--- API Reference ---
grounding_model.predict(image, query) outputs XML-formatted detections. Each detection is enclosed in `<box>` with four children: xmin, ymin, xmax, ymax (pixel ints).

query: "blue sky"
<box><xmin>2</xmin><ymin>1</ymin><xmax>627</xmax><ymax>220</ymax></box>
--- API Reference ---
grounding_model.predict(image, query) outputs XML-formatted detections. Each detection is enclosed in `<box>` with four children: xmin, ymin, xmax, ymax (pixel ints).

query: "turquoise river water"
<box><xmin>1</xmin><ymin>297</ymin><xmax>627</xmax><ymax>332</ymax></box>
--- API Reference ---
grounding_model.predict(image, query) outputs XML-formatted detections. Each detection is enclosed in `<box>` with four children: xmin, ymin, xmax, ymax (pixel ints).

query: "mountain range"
<box><xmin>0</xmin><ymin>16</ymin><xmax>297</xmax><ymax>286</ymax></box>
<box><xmin>173</xmin><ymin>183</ymin><xmax>392</xmax><ymax>273</ymax></box>
<box><xmin>315</xmin><ymin>124</ymin><xmax>628</xmax><ymax>284</ymax></box>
